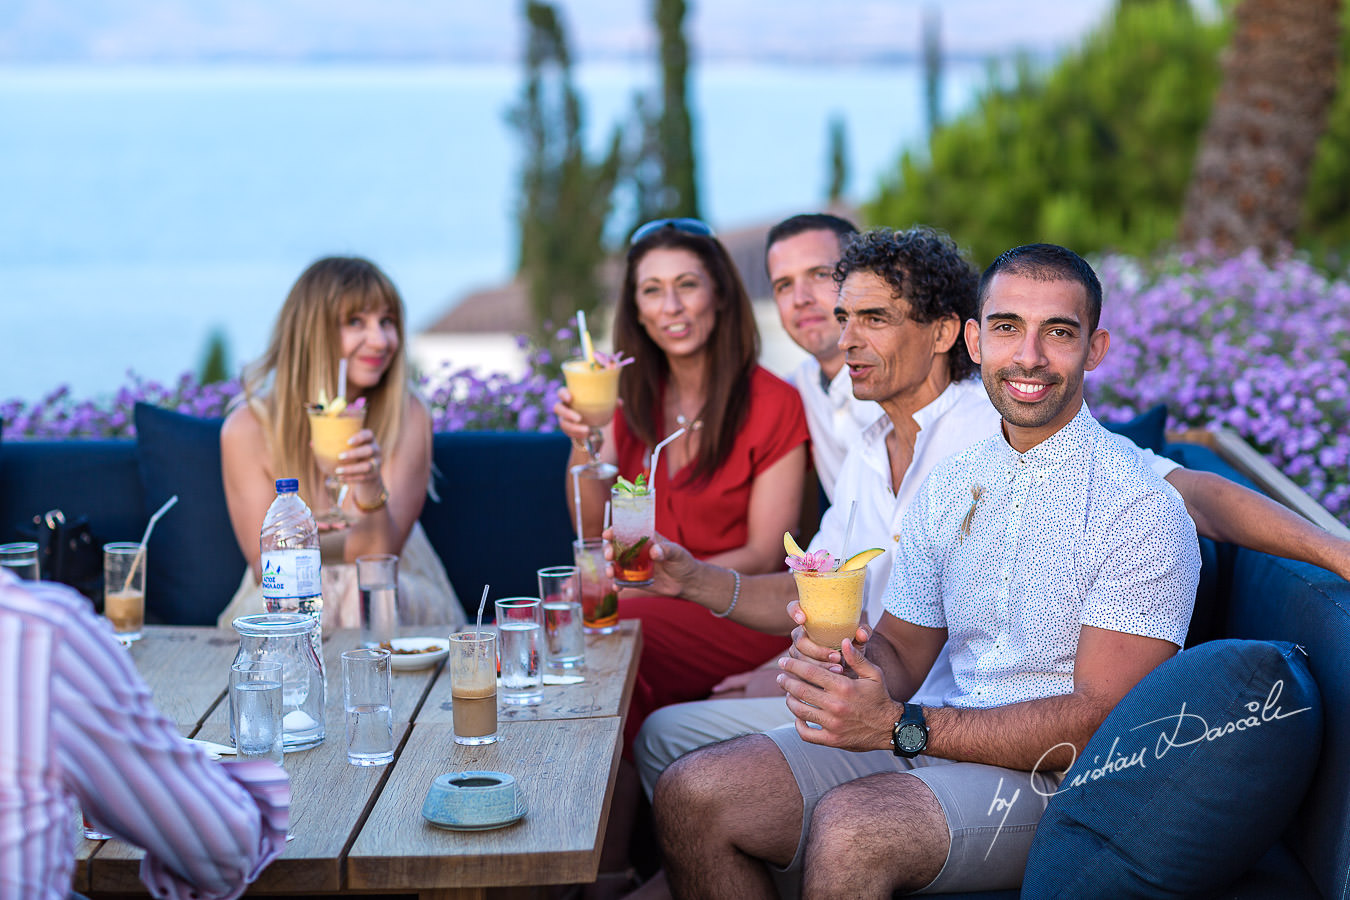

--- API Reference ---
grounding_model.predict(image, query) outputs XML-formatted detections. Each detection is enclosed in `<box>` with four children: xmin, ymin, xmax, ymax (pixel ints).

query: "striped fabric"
<box><xmin>0</xmin><ymin>571</ymin><xmax>289</xmax><ymax>900</ymax></box>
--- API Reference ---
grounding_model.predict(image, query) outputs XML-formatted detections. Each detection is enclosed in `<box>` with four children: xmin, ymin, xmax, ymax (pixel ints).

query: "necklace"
<box><xmin>675</xmin><ymin>413</ymin><xmax>703</xmax><ymax>431</ymax></box>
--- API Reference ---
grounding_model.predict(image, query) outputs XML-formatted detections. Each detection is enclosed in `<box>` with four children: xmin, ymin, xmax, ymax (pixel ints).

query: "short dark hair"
<box><xmin>835</xmin><ymin>226</ymin><xmax>979</xmax><ymax>383</ymax></box>
<box><xmin>765</xmin><ymin>213</ymin><xmax>858</xmax><ymax>258</ymax></box>
<box><xmin>977</xmin><ymin>243</ymin><xmax>1103</xmax><ymax>332</ymax></box>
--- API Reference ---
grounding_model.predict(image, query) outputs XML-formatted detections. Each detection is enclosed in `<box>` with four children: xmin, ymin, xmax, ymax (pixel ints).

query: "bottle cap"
<box><xmin>275</xmin><ymin>477</ymin><xmax>300</xmax><ymax>493</ymax></box>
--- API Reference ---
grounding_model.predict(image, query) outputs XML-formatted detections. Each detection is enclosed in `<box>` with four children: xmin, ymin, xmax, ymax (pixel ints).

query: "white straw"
<box><xmin>475</xmin><ymin>584</ymin><xmax>490</xmax><ymax>635</ymax></box>
<box><xmin>336</xmin><ymin>358</ymin><xmax>348</xmax><ymax>404</ymax></box>
<box><xmin>572</xmin><ymin>467</ymin><xmax>584</xmax><ymax>537</ymax></box>
<box><xmin>577</xmin><ymin>310</ymin><xmax>595</xmax><ymax>364</ymax></box>
<box><xmin>648</xmin><ymin>426</ymin><xmax>687</xmax><ymax>487</ymax></box>
<box><xmin>841</xmin><ymin>500</ymin><xmax>859</xmax><ymax>564</ymax></box>
<box><xmin>123</xmin><ymin>495</ymin><xmax>178</xmax><ymax>592</ymax></box>
<box><xmin>603</xmin><ymin>501</ymin><xmax>612</xmax><ymax>533</ymax></box>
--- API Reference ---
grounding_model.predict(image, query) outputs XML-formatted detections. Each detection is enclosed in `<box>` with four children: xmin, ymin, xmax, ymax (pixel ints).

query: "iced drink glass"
<box><xmin>610</xmin><ymin>485</ymin><xmax>655</xmax><ymax>587</ymax></box>
<box><xmin>449</xmin><ymin>631</ymin><xmax>497</xmax><ymax>745</ymax></box>
<box><xmin>305</xmin><ymin>402</ymin><xmax>367</xmax><ymax>526</ymax></box>
<box><xmin>792</xmin><ymin>567</ymin><xmax>867</xmax><ymax>650</ymax></box>
<box><xmin>103</xmin><ymin>542</ymin><xmax>144</xmax><ymax>642</ymax></box>
<box><xmin>562</xmin><ymin>359</ymin><xmax>621</xmax><ymax>479</ymax></box>
<box><xmin>573</xmin><ymin>538</ymin><xmax>619</xmax><ymax>634</ymax></box>
<box><xmin>537</xmin><ymin>565</ymin><xmax>585</xmax><ymax>674</ymax></box>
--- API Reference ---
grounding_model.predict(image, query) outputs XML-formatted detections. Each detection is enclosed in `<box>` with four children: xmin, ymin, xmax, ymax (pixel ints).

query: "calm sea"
<box><xmin>0</xmin><ymin>61</ymin><xmax>984</xmax><ymax>404</ymax></box>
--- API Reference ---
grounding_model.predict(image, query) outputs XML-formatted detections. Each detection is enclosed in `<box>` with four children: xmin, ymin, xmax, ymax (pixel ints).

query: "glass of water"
<box><xmin>537</xmin><ymin>565</ymin><xmax>585</xmax><ymax>676</ymax></box>
<box><xmin>356</xmin><ymin>554</ymin><xmax>398</xmax><ymax>649</ymax></box>
<box><xmin>0</xmin><ymin>542</ymin><xmax>40</xmax><ymax>581</ymax></box>
<box><xmin>495</xmin><ymin>597</ymin><xmax>543</xmax><ymax>705</ymax></box>
<box><xmin>229</xmin><ymin>659</ymin><xmax>284</xmax><ymax>765</ymax></box>
<box><xmin>341</xmin><ymin>648</ymin><xmax>394</xmax><ymax>766</ymax></box>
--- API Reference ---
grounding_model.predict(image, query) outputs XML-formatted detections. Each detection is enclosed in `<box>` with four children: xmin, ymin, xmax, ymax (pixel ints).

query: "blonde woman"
<box><xmin>217</xmin><ymin>256</ymin><xmax>463</xmax><ymax>632</ymax></box>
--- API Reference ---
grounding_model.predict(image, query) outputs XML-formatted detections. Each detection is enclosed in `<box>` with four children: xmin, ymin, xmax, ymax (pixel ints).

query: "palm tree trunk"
<box><xmin>1178</xmin><ymin>0</ymin><xmax>1342</xmax><ymax>256</ymax></box>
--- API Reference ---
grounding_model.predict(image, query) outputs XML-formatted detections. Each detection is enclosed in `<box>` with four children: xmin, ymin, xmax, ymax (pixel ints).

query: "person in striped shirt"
<box><xmin>0</xmin><ymin>570</ymin><xmax>289</xmax><ymax>900</ymax></box>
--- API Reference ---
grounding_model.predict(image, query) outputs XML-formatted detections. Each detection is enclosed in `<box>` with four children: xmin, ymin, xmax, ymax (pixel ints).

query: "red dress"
<box><xmin>612</xmin><ymin>366</ymin><xmax>810</xmax><ymax>748</ymax></box>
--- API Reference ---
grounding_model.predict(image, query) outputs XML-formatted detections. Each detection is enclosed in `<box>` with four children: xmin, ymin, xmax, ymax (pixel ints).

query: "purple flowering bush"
<box><xmin>2</xmin><ymin>333</ymin><xmax>565</xmax><ymax>440</ymax></box>
<box><xmin>420</xmin><ymin>331</ymin><xmax>564</xmax><ymax>433</ymax></box>
<box><xmin>1087</xmin><ymin>249</ymin><xmax>1350</xmax><ymax>525</ymax></box>
<box><xmin>0</xmin><ymin>373</ymin><xmax>242</xmax><ymax>439</ymax></box>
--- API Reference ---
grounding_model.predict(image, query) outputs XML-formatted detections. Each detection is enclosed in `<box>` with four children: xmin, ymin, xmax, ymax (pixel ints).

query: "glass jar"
<box><xmin>232</xmin><ymin>613</ymin><xmax>326</xmax><ymax>750</ymax></box>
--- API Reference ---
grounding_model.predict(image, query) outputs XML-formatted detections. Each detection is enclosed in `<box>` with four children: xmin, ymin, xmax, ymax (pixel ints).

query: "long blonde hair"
<box><xmin>240</xmin><ymin>256</ymin><xmax>411</xmax><ymax>505</ymax></box>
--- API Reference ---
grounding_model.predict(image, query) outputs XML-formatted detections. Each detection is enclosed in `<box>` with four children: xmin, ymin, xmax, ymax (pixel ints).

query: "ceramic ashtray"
<box><xmin>422</xmin><ymin>770</ymin><xmax>526</xmax><ymax>831</ymax></box>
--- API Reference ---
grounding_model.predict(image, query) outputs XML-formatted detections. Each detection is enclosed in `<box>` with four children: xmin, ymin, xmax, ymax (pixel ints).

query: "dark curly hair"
<box><xmin>834</xmin><ymin>226</ymin><xmax>979</xmax><ymax>382</ymax></box>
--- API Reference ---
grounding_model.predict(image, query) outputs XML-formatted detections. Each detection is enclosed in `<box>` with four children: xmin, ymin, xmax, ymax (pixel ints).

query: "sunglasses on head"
<box><xmin>629</xmin><ymin>217</ymin><xmax>716</xmax><ymax>245</ymax></box>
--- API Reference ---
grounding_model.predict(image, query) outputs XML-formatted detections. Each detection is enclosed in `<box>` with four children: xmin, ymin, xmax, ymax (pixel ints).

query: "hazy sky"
<box><xmin>2</xmin><ymin>0</ymin><xmax>1126</xmax><ymax>63</ymax></box>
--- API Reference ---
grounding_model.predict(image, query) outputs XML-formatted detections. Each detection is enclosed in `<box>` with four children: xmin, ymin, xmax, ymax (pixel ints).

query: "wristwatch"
<box><xmin>891</xmin><ymin>703</ymin><xmax>928</xmax><ymax>758</ymax></box>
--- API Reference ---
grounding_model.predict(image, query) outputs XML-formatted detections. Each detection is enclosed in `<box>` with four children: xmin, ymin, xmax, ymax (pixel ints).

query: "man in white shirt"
<box><xmin>767</xmin><ymin>214</ymin><xmax>880</xmax><ymax>500</ymax></box>
<box><xmin>653</xmin><ymin>243</ymin><xmax>1200</xmax><ymax>896</ymax></box>
<box><xmin>632</xmin><ymin>226</ymin><xmax>1350</xmax><ymax>801</ymax></box>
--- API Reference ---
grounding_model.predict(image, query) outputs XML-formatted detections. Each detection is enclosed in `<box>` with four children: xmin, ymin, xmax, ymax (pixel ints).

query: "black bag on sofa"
<box><xmin>22</xmin><ymin>509</ymin><xmax>103</xmax><ymax>609</ymax></box>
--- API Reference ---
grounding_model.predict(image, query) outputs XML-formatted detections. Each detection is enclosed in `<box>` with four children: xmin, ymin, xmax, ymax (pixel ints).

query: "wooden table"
<box><xmin>84</xmin><ymin>621</ymin><xmax>641</xmax><ymax>898</ymax></box>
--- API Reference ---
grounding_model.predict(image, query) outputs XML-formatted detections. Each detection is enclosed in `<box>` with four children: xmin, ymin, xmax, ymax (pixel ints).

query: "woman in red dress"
<box><xmin>556</xmin><ymin>218</ymin><xmax>810</xmax><ymax>746</ymax></box>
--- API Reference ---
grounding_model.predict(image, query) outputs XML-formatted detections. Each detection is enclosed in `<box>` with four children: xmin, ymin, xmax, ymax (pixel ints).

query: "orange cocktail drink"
<box><xmin>792</xmin><ymin>567</ymin><xmax>867</xmax><ymax>650</ymax></box>
<box><xmin>307</xmin><ymin>404</ymin><xmax>366</xmax><ymax>472</ymax></box>
<box><xmin>561</xmin><ymin>359</ymin><xmax>621</xmax><ymax>427</ymax></box>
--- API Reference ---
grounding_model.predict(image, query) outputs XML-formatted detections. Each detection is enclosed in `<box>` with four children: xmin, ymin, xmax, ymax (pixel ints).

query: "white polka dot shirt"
<box><xmin>883</xmin><ymin>402</ymin><xmax>1200</xmax><ymax>709</ymax></box>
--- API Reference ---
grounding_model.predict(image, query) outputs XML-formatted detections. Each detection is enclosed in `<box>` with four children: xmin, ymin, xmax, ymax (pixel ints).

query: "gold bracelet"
<box><xmin>353</xmin><ymin>486</ymin><xmax>389</xmax><ymax>512</ymax></box>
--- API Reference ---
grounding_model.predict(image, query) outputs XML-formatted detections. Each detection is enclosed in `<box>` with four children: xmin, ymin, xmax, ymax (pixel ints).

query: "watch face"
<box><xmin>897</xmin><ymin>722</ymin><xmax>926</xmax><ymax>752</ymax></box>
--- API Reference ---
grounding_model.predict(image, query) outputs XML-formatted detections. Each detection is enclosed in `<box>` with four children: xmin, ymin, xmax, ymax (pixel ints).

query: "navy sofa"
<box><xmin>1</xmin><ymin>409</ymin><xmax>1346</xmax><ymax>897</ymax></box>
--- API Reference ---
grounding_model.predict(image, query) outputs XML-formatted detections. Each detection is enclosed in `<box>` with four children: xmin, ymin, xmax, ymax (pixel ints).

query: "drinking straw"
<box><xmin>475</xmin><ymin>584</ymin><xmax>490</xmax><ymax>636</ymax></box>
<box><xmin>648</xmin><ymin>426</ymin><xmax>687</xmax><ymax>487</ymax></box>
<box><xmin>572</xmin><ymin>467</ymin><xmax>584</xmax><ymax>537</ymax></box>
<box><xmin>603</xmin><ymin>501</ymin><xmax>612</xmax><ymax>534</ymax></box>
<box><xmin>577</xmin><ymin>310</ymin><xmax>596</xmax><ymax>365</ymax></box>
<box><xmin>840</xmin><ymin>500</ymin><xmax>859</xmax><ymax>566</ymax></box>
<box><xmin>122</xmin><ymin>495</ymin><xmax>179</xmax><ymax>592</ymax></box>
<box><xmin>336</xmin><ymin>358</ymin><xmax>348</xmax><ymax>405</ymax></box>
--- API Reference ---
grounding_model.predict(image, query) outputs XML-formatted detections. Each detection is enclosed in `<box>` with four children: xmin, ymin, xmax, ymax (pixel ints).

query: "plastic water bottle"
<box><xmin>260</xmin><ymin>478</ymin><xmax>323</xmax><ymax>641</ymax></box>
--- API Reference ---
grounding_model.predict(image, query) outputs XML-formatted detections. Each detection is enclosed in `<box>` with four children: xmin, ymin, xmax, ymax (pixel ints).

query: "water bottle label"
<box><xmin>260</xmin><ymin>549</ymin><xmax>322</xmax><ymax>601</ymax></box>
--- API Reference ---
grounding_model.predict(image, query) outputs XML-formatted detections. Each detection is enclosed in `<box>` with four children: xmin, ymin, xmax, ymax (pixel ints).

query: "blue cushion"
<box><xmin>1021</xmin><ymin>640</ymin><xmax>1322</xmax><ymax>898</ymax></box>
<box><xmin>420</xmin><ymin>431</ymin><xmax>574</xmax><ymax>618</ymax></box>
<box><xmin>1</xmin><ymin>439</ymin><xmax>144</xmax><ymax>547</ymax></box>
<box><xmin>133</xmin><ymin>403</ymin><xmax>245</xmax><ymax>625</ymax></box>
<box><xmin>1100</xmin><ymin>403</ymin><xmax>1167</xmax><ymax>455</ymax></box>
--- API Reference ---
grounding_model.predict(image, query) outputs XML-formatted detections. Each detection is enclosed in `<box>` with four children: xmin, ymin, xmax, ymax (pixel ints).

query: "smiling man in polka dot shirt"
<box><xmin>653</xmin><ymin>243</ymin><xmax>1201</xmax><ymax>898</ymax></box>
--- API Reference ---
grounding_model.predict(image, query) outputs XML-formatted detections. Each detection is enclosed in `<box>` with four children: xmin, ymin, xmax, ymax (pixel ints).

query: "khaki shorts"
<box><xmin>765</xmin><ymin>724</ymin><xmax>1064</xmax><ymax>895</ymax></box>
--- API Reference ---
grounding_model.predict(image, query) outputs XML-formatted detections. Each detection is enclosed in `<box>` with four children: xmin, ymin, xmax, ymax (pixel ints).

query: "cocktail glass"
<box><xmin>305</xmin><ymin>403</ymin><xmax>367</xmax><ymax>526</ymax></box>
<box><xmin>791</xmin><ymin>567</ymin><xmax>867</xmax><ymax>650</ymax></box>
<box><xmin>562</xmin><ymin>359</ymin><xmax>621</xmax><ymax>480</ymax></box>
<box><xmin>573</xmin><ymin>538</ymin><xmax>620</xmax><ymax>634</ymax></box>
<box><xmin>610</xmin><ymin>484</ymin><xmax>655</xmax><ymax>588</ymax></box>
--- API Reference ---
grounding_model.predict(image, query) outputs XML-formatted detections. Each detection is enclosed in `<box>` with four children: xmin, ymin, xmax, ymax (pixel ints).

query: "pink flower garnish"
<box><xmin>592</xmin><ymin>349</ymin><xmax>635</xmax><ymax>369</ymax></box>
<box><xmin>786</xmin><ymin>549</ymin><xmax>835</xmax><ymax>573</ymax></box>
<box><xmin>347</xmin><ymin>397</ymin><xmax>367</xmax><ymax>411</ymax></box>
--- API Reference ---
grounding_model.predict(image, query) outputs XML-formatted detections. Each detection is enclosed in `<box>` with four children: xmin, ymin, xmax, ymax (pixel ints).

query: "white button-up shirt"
<box><xmin>884</xmin><ymin>403</ymin><xmax>1200</xmax><ymax>709</ymax></box>
<box><xmin>790</xmin><ymin>356</ymin><xmax>882</xmax><ymax>501</ymax></box>
<box><xmin>809</xmin><ymin>378</ymin><xmax>998</xmax><ymax>626</ymax></box>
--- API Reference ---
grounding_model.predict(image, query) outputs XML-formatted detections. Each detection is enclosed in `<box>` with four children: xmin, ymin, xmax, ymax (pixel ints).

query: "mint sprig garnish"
<box><xmin>615</xmin><ymin>473</ymin><xmax>650</xmax><ymax>495</ymax></box>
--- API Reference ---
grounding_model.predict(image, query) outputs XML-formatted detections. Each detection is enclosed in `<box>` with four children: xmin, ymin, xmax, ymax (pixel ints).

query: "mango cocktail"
<box><xmin>784</xmin><ymin>533</ymin><xmax>884</xmax><ymax>650</ymax></box>
<box><xmin>306</xmin><ymin>395</ymin><xmax>367</xmax><ymax>525</ymax></box>
<box><xmin>561</xmin><ymin>359</ymin><xmax>621</xmax><ymax>427</ymax></box>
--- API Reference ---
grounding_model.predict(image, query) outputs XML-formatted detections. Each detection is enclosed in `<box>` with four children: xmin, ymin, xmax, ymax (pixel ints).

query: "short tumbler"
<box><xmin>230</xmin><ymin>659</ymin><xmax>284</xmax><ymax>765</ymax></box>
